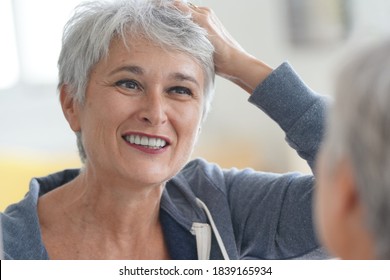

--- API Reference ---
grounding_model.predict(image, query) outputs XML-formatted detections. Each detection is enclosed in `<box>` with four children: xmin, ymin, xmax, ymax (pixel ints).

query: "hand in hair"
<box><xmin>175</xmin><ymin>1</ymin><xmax>272</xmax><ymax>94</ymax></box>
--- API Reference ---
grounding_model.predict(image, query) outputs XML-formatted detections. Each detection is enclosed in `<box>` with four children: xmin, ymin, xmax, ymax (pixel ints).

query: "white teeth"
<box><xmin>149</xmin><ymin>138</ymin><xmax>156</xmax><ymax>146</ymax></box>
<box><xmin>124</xmin><ymin>135</ymin><xmax>167</xmax><ymax>149</ymax></box>
<box><xmin>141</xmin><ymin>136</ymin><xmax>148</xmax><ymax>145</ymax></box>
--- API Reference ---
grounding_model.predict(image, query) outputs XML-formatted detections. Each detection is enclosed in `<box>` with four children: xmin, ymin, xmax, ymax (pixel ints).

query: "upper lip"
<box><xmin>121</xmin><ymin>132</ymin><xmax>171</xmax><ymax>145</ymax></box>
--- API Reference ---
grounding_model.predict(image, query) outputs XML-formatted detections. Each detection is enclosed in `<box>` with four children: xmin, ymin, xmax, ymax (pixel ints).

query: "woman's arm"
<box><xmin>176</xmin><ymin>1</ymin><xmax>327</xmax><ymax>169</ymax></box>
<box><xmin>175</xmin><ymin>2</ymin><xmax>329</xmax><ymax>259</ymax></box>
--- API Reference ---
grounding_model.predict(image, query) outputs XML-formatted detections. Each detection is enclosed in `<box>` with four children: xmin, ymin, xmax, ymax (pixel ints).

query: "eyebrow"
<box><xmin>109</xmin><ymin>65</ymin><xmax>200</xmax><ymax>88</ymax></box>
<box><xmin>109</xmin><ymin>65</ymin><xmax>144</xmax><ymax>76</ymax></box>
<box><xmin>170</xmin><ymin>72</ymin><xmax>200</xmax><ymax>88</ymax></box>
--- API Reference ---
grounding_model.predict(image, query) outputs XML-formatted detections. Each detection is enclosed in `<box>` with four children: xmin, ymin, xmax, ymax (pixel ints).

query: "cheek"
<box><xmin>314</xmin><ymin>178</ymin><xmax>328</xmax><ymax>239</ymax></box>
<box><xmin>81</xmin><ymin>107</ymin><xmax>112</xmax><ymax>137</ymax></box>
<box><xmin>176</xmin><ymin>103</ymin><xmax>202</xmax><ymax>133</ymax></box>
<box><xmin>315</xmin><ymin>174</ymin><xmax>346</xmax><ymax>258</ymax></box>
<box><xmin>172</xmin><ymin>104</ymin><xmax>203</xmax><ymax>155</ymax></box>
<box><xmin>79</xmin><ymin>98</ymin><xmax>123</xmax><ymax>152</ymax></box>
<box><xmin>315</xmin><ymin>160</ymin><xmax>337</xmax><ymax>252</ymax></box>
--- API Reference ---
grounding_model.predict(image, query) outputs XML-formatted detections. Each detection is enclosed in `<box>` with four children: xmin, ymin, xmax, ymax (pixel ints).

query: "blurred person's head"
<box><xmin>57</xmin><ymin>0</ymin><xmax>215</xmax><ymax>164</ymax></box>
<box><xmin>315</xmin><ymin>39</ymin><xmax>390</xmax><ymax>259</ymax></box>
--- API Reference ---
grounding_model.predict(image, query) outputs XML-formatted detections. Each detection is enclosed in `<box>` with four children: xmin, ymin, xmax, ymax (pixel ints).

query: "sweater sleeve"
<box><xmin>225</xmin><ymin>62</ymin><xmax>329</xmax><ymax>259</ymax></box>
<box><xmin>248</xmin><ymin>62</ymin><xmax>328</xmax><ymax>171</ymax></box>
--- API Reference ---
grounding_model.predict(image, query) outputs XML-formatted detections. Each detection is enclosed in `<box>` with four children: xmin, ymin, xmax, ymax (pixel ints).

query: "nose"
<box><xmin>137</xmin><ymin>90</ymin><xmax>167</xmax><ymax>126</ymax></box>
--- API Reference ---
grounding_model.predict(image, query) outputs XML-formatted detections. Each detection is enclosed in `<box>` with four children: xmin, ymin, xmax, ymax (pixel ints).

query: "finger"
<box><xmin>187</xmin><ymin>2</ymin><xmax>198</xmax><ymax>9</ymax></box>
<box><xmin>174</xmin><ymin>1</ymin><xmax>207</xmax><ymax>15</ymax></box>
<box><xmin>173</xmin><ymin>1</ymin><xmax>192</xmax><ymax>13</ymax></box>
<box><xmin>173</xmin><ymin>1</ymin><xmax>213</xmax><ymax>33</ymax></box>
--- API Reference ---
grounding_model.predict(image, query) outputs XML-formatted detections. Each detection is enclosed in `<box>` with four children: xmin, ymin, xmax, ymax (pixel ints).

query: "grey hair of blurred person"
<box><xmin>57</xmin><ymin>0</ymin><xmax>215</xmax><ymax>164</ymax></box>
<box><xmin>321</xmin><ymin>39</ymin><xmax>390</xmax><ymax>259</ymax></box>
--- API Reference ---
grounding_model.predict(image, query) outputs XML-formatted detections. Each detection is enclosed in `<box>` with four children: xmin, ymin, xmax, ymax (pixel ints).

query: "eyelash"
<box><xmin>168</xmin><ymin>86</ymin><xmax>193</xmax><ymax>96</ymax></box>
<box><xmin>115</xmin><ymin>79</ymin><xmax>193</xmax><ymax>97</ymax></box>
<box><xmin>115</xmin><ymin>79</ymin><xmax>141</xmax><ymax>90</ymax></box>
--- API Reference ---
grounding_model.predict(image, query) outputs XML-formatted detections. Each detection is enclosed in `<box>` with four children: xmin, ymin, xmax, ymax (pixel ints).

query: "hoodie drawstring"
<box><xmin>192</xmin><ymin>198</ymin><xmax>230</xmax><ymax>260</ymax></box>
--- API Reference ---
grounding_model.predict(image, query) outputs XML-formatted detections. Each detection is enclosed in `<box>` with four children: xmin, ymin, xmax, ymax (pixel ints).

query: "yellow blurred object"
<box><xmin>0</xmin><ymin>150</ymin><xmax>81</xmax><ymax>211</ymax></box>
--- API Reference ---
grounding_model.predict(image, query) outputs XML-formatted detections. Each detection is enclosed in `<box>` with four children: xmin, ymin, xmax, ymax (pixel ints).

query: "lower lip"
<box><xmin>124</xmin><ymin>141</ymin><xmax>169</xmax><ymax>155</ymax></box>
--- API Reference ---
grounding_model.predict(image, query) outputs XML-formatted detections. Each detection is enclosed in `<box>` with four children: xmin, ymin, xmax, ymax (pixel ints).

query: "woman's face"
<box><xmin>73</xmin><ymin>38</ymin><xmax>205</xmax><ymax>187</ymax></box>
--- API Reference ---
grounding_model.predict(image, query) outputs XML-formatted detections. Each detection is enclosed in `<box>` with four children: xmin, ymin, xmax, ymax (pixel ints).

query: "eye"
<box><xmin>115</xmin><ymin>79</ymin><xmax>141</xmax><ymax>90</ymax></box>
<box><xmin>169</xmin><ymin>86</ymin><xmax>193</xmax><ymax>96</ymax></box>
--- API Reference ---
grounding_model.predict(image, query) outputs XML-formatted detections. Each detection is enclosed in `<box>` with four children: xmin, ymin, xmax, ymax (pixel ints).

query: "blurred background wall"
<box><xmin>1</xmin><ymin>0</ymin><xmax>389</xmax><ymax>210</ymax></box>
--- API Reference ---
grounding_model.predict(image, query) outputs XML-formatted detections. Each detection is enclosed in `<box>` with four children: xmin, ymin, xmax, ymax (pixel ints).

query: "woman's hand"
<box><xmin>175</xmin><ymin>1</ymin><xmax>273</xmax><ymax>94</ymax></box>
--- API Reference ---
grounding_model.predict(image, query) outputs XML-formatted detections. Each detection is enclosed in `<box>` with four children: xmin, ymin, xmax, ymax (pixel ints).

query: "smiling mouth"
<box><xmin>123</xmin><ymin>134</ymin><xmax>168</xmax><ymax>150</ymax></box>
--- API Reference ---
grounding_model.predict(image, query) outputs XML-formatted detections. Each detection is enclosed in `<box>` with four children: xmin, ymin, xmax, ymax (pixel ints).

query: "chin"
<box><xmin>124</xmin><ymin>167</ymin><xmax>176</xmax><ymax>186</ymax></box>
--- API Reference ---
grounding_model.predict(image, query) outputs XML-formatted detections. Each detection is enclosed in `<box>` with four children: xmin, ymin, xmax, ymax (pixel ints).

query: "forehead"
<box><xmin>96</xmin><ymin>36</ymin><xmax>205</xmax><ymax>80</ymax></box>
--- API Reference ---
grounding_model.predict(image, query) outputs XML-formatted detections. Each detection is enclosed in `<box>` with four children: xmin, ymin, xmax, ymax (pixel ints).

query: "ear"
<box><xmin>336</xmin><ymin>160</ymin><xmax>358</xmax><ymax>217</ymax></box>
<box><xmin>60</xmin><ymin>85</ymin><xmax>81</xmax><ymax>132</ymax></box>
<box><xmin>333</xmin><ymin>159</ymin><xmax>364</xmax><ymax>234</ymax></box>
<box><xmin>321</xmin><ymin>159</ymin><xmax>358</xmax><ymax>258</ymax></box>
<box><xmin>335</xmin><ymin>159</ymin><xmax>375</xmax><ymax>258</ymax></box>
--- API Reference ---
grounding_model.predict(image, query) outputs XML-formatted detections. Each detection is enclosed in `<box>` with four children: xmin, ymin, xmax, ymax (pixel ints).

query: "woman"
<box><xmin>1</xmin><ymin>0</ymin><xmax>328</xmax><ymax>259</ymax></box>
<box><xmin>315</xmin><ymin>39</ymin><xmax>390</xmax><ymax>259</ymax></box>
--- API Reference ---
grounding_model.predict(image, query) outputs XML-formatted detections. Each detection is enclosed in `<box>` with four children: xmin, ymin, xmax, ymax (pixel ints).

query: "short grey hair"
<box><xmin>321</xmin><ymin>39</ymin><xmax>390</xmax><ymax>259</ymax></box>
<box><xmin>57</xmin><ymin>0</ymin><xmax>215</xmax><ymax>163</ymax></box>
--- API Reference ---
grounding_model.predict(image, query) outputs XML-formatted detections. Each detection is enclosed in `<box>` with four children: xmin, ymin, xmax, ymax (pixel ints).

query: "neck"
<box><xmin>64</xmin><ymin>169</ymin><xmax>165</xmax><ymax>236</ymax></box>
<box><xmin>38</xmin><ymin>167</ymin><xmax>170</xmax><ymax>259</ymax></box>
